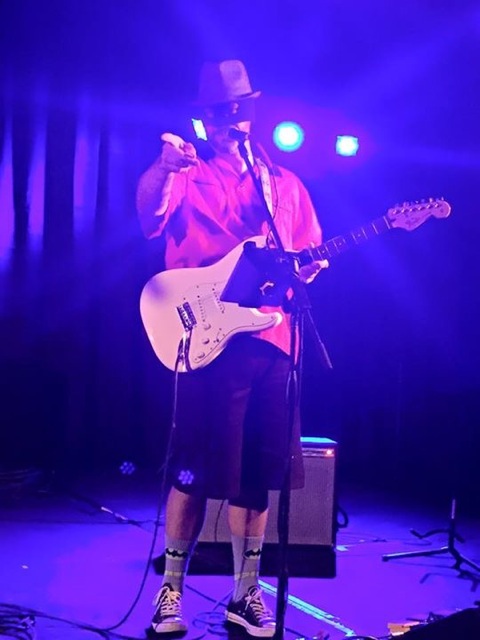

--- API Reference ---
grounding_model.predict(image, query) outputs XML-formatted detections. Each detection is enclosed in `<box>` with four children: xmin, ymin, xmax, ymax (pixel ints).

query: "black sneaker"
<box><xmin>225</xmin><ymin>585</ymin><xmax>276</xmax><ymax>637</ymax></box>
<box><xmin>151</xmin><ymin>583</ymin><xmax>187</xmax><ymax>634</ymax></box>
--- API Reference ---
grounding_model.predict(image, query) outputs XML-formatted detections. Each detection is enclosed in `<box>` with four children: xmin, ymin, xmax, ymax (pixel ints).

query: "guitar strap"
<box><xmin>255</xmin><ymin>157</ymin><xmax>275</xmax><ymax>219</ymax></box>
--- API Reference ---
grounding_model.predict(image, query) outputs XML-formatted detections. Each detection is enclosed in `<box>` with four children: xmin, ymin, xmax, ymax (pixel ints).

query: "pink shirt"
<box><xmin>137</xmin><ymin>155</ymin><xmax>322</xmax><ymax>355</ymax></box>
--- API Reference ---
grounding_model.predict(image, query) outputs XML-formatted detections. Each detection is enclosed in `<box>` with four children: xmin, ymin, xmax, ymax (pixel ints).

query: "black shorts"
<box><xmin>168</xmin><ymin>335</ymin><xmax>304</xmax><ymax>500</ymax></box>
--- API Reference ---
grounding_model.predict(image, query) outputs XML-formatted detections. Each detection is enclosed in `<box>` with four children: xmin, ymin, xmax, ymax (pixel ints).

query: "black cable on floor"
<box><xmin>186</xmin><ymin>584</ymin><xmax>231</xmax><ymax>637</ymax></box>
<box><xmin>0</xmin><ymin>604</ymin><xmax>137</xmax><ymax>639</ymax></box>
<box><xmin>336</xmin><ymin>505</ymin><xmax>349</xmax><ymax>530</ymax></box>
<box><xmin>0</xmin><ymin>610</ymin><xmax>36</xmax><ymax>640</ymax></box>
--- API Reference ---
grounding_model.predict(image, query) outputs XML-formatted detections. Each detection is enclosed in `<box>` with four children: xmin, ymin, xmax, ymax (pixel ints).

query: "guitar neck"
<box><xmin>309</xmin><ymin>215</ymin><xmax>392</xmax><ymax>262</ymax></box>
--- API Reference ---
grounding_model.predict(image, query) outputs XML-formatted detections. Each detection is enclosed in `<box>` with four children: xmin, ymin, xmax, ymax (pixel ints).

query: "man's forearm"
<box><xmin>136</xmin><ymin>159</ymin><xmax>175</xmax><ymax>220</ymax></box>
<box><xmin>136</xmin><ymin>136</ymin><xmax>197</xmax><ymax>238</ymax></box>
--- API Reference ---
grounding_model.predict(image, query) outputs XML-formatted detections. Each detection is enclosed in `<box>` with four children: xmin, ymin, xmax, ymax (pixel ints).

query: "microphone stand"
<box><xmin>234</xmin><ymin>134</ymin><xmax>332</xmax><ymax>640</ymax></box>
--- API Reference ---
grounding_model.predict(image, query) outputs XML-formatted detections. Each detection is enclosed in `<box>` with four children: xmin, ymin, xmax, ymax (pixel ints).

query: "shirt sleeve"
<box><xmin>292</xmin><ymin>176</ymin><xmax>323</xmax><ymax>251</ymax></box>
<box><xmin>136</xmin><ymin>162</ymin><xmax>187</xmax><ymax>239</ymax></box>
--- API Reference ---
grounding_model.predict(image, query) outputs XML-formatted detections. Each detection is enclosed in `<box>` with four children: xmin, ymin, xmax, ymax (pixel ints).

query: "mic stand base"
<box><xmin>382</xmin><ymin>498</ymin><xmax>480</xmax><ymax>576</ymax></box>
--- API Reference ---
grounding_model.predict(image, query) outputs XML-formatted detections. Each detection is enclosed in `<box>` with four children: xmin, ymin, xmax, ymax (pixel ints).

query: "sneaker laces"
<box><xmin>153</xmin><ymin>585</ymin><xmax>182</xmax><ymax>618</ymax></box>
<box><xmin>245</xmin><ymin>587</ymin><xmax>274</xmax><ymax>623</ymax></box>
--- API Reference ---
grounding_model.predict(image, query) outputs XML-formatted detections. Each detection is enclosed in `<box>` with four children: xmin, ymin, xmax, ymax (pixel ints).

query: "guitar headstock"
<box><xmin>387</xmin><ymin>198</ymin><xmax>451</xmax><ymax>231</ymax></box>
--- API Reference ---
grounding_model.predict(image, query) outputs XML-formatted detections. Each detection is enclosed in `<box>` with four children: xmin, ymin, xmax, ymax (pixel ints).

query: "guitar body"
<box><xmin>140</xmin><ymin>236</ymin><xmax>283</xmax><ymax>372</ymax></box>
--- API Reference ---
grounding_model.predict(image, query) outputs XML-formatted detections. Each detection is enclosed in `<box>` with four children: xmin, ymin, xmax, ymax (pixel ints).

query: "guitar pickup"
<box><xmin>177</xmin><ymin>302</ymin><xmax>197</xmax><ymax>331</ymax></box>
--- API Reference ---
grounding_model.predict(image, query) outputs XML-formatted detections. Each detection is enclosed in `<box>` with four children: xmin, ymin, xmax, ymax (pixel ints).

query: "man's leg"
<box><xmin>226</xmin><ymin>498</ymin><xmax>276</xmax><ymax>638</ymax></box>
<box><xmin>151</xmin><ymin>486</ymin><xmax>206</xmax><ymax>635</ymax></box>
<box><xmin>163</xmin><ymin>486</ymin><xmax>206</xmax><ymax>590</ymax></box>
<box><xmin>228</xmin><ymin>503</ymin><xmax>268</xmax><ymax>600</ymax></box>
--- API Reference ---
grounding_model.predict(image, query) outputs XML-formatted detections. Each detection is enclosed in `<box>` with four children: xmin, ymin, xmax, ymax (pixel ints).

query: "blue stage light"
<box><xmin>273</xmin><ymin>121</ymin><xmax>305</xmax><ymax>152</ymax></box>
<box><xmin>336</xmin><ymin>135</ymin><xmax>359</xmax><ymax>156</ymax></box>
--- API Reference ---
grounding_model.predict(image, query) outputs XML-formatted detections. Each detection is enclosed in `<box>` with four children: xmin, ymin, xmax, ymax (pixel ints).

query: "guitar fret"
<box><xmin>333</xmin><ymin>237</ymin><xmax>347</xmax><ymax>252</ymax></box>
<box><xmin>372</xmin><ymin>218</ymin><xmax>386</xmax><ymax>234</ymax></box>
<box><xmin>350</xmin><ymin>227</ymin><xmax>368</xmax><ymax>244</ymax></box>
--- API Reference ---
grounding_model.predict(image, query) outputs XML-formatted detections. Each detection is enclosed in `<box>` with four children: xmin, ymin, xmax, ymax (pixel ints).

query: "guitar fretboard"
<box><xmin>303</xmin><ymin>216</ymin><xmax>391</xmax><ymax>263</ymax></box>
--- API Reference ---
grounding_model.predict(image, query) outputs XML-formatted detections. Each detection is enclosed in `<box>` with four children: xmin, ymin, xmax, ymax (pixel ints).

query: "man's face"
<box><xmin>201</xmin><ymin>99</ymin><xmax>254</xmax><ymax>154</ymax></box>
<box><xmin>204</xmin><ymin>119</ymin><xmax>251</xmax><ymax>155</ymax></box>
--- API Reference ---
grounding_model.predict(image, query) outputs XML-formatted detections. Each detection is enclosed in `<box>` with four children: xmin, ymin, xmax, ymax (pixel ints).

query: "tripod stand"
<box><xmin>382</xmin><ymin>497</ymin><xmax>480</xmax><ymax>575</ymax></box>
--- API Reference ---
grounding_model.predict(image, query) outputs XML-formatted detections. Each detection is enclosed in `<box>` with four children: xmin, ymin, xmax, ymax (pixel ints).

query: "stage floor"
<box><xmin>1</xmin><ymin>471</ymin><xmax>479</xmax><ymax>639</ymax></box>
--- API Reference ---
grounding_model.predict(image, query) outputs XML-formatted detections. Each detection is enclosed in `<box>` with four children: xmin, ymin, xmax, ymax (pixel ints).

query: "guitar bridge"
<box><xmin>176</xmin><ymin>302</ymin><xmax>197</xmax><ymax>331</ymax></box>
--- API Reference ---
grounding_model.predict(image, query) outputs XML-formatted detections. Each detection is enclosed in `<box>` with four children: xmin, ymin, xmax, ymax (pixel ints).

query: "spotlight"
<box><xmin>336</xmin><ymin>135</ymin><xmax>359</xmax><ymax>157</ymax></box>
<box><xmin>178</xmin><ymin>469</ymin><xmax>194</xmax><ymax>485</ymax></box>
<box><xmin>119</xmin><ymin>461</ymin><xmax>136</xmax><ymax>475</ymax></box>
<box><xmin>273</xmin><ymin>121</ymin><xmax>305</xmax><ymax>152</ymax></box>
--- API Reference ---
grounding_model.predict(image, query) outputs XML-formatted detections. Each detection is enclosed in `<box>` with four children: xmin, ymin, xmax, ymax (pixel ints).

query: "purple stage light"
<box><xmin>178</xmin><ymin>469</ymin><xmax>194</xmax><ymax>485</ymax></box>
<box><xmin>119</xmin><ymin>461</ymin><xmax>136</xmax><ymax>475</ymax></box>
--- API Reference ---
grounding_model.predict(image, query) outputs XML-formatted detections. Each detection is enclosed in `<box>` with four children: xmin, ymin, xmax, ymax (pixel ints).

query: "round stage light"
<box><xmin>273</xmin><ymin>121</ymin><xmax>305</xmax><ymax>152</ymax></box>
<box><xmin>336</xmin><ymin>135</ymin><xmax>359</xmax><ymax>157</ymax></box>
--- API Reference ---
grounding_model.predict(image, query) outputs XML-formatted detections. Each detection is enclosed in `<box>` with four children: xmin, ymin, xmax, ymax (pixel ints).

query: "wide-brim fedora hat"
<box><xmin>193</xmin><ymin>59</ymin><xmax>261</xmax><ymax>107</ymax></box>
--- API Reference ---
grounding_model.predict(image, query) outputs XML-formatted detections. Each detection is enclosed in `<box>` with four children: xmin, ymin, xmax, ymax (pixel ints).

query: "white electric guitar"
<box><xmin>140</xmin><ymin>198</ymin><xmax>451</xmax><ymax>372</ymax></box>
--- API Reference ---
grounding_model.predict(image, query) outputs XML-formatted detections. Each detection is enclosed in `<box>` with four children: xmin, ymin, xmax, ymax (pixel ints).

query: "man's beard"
<box><xmin>209</xmin><ymin>130</ymin><xmax>239</xmax><ymax>155</ymax></box>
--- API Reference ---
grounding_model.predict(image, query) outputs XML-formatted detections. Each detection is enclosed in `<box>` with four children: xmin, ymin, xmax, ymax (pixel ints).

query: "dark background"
<box><xmin>1</xmin><ymin>0</ymin><xmax>479</xmax><ymax>508</ymax></box>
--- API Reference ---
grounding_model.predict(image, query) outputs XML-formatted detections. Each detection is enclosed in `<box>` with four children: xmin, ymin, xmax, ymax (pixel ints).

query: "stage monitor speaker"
<box><xmin>400</xmin><ymin>607</ymin><xmax>480</xmax><ymax>638</ymax></box>
<box><xmin>154</xmin><ymin>437</ymin><xmax>337</xmax><ymax>578</ymax></box>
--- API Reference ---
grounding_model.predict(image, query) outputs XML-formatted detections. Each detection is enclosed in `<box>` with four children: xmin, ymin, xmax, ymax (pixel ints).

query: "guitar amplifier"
<box><xmin>154</xmin><ymin>437</ymin><xmax>338</xmax><ymax>577</ymax></box>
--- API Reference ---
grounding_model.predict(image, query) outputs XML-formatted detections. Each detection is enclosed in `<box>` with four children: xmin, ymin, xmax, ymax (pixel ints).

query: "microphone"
<box><xmin>228</xmin><ymin>128</ymin><xmax>249</xmax><ymax>142</ymax></box>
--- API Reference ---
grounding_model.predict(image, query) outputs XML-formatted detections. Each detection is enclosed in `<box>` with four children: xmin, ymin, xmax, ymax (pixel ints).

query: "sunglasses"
<box><xmin>201</xmin><ymin>98</ymin><xmax>256</xmax><ymax>126</ymax></box>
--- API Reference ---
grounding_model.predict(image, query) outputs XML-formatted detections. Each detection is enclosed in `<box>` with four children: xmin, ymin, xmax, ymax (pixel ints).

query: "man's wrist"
<box><xmin>155</xmin><ymin>158</ymin><xmax>173</xmax><ymax>176</ymax></box>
